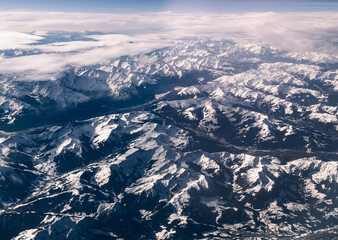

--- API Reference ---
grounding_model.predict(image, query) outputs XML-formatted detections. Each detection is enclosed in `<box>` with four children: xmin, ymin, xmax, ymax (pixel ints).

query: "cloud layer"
<box><xmin>0</xmin><ymin>11</ymin><xmax>337</xmax><ymax>80</ymax></box>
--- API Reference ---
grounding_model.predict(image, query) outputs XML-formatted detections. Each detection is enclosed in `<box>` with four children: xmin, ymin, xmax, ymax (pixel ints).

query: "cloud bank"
<box><xmin>0</xmin><ymin>11</ymin><xmax>337</xmax><ymax>80</ymax></box>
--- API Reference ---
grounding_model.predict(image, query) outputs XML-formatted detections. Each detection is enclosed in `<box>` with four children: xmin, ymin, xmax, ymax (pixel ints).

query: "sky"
<box><xmin>0</xmin><ymin>0</ymin><xmax>338</xmax><ymax>13</ymax></box>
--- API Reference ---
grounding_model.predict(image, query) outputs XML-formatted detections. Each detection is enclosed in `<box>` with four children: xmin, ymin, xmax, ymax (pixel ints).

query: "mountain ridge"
<box><xmin>0</xmin><ymin>39</ymin><xmax>337</xmax><ymax>239</ymax></box>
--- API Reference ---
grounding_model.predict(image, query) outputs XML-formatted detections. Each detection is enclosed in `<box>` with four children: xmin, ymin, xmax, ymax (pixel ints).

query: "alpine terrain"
<box><xmin>0</xmin><ymin>38</ymin><xmax>337</xmax><ymax>239</ymax></box>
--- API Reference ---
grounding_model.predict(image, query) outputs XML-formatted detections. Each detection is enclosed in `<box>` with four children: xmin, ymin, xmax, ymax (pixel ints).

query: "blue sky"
<box><xmin>0</xmin><ymin>0</ymin><xmax>337</xmax><ymax>13</ymax></box>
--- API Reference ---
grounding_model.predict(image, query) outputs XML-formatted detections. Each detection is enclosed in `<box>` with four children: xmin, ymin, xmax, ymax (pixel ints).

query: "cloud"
<box><xmin>0</xmin><ymin>33</ymin><xmax>167</xmax><ymax>80</ymax></box>
<box><xmin>0</xmin><ymin>11</ymin><xmax>337</xmax><ymax>80</ymax></box>
<box><xmin>0</xmin><ymin>31</ymin><xmax>44</xmax><ymax>49</ymax></box>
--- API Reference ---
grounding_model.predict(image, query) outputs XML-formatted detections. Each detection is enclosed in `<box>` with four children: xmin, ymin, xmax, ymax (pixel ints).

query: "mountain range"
<box><xmin>0</xmin><ymin>39</ymin><xmax>337</xmax><ymax>239</ymax></box>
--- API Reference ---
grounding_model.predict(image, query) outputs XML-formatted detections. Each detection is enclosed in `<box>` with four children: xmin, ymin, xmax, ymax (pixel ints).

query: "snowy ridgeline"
<box><xmin>0</xmin><ymin>39</ymin><xmax>337</xmax><ymax>239</ymax></box>
<box><xmin>0</xmin><ymin>39</ymin><xmax>337</xmax><ymax>128</ymax></box>
<box><xmin>0</xmin><ymin>111</ymin><xmax>337</xmax><ymax>239</ymax></box>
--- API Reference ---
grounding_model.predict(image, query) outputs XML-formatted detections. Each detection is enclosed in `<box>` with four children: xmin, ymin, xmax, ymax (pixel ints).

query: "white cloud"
<box><xmin>0</xmin><ymin>31</ymin><xmax>44</xmax><ymax>49</ymax></box>
<box><xmin>0</xmin><ymin>33</ymin><xmax>167</xmax><ymax>80</ymax></box>
<box><xmin>0</xmin><ymin>11</ymin><xmax>337</xmax><ymax>80</ymax></box>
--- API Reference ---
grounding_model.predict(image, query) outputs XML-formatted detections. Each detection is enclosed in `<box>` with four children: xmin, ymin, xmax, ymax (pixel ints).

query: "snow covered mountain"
<box><xmin>0</xmin><ymin>39</ymin><xmax>337</xmax><ymax>239</ymax></box>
